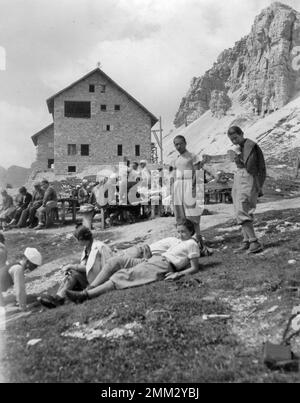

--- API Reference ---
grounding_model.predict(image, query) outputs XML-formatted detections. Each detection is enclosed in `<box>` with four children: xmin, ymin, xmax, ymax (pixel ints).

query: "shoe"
<box><xmin>234</xmin><ymin>241</ymin><xmax>250</xmax><ymax>253</ymax></box>
<box><xmin>66</xmin><ymin>289</ymin><xmax>89</xmax><ymax>304</ymax></box>
<box><xmin>34</xmin><ymin>224</ymin><xmax>45</xmax><ymax>230</ymax></box>
<box><xmin>247</xmin><ymin>241</ymin><xmax>263</xmax><ymax>254</ymax></box>
<box><xmin>39</xmin><ymin>295</ymin><xmax>65</xmax><ymax>309</ymax></box>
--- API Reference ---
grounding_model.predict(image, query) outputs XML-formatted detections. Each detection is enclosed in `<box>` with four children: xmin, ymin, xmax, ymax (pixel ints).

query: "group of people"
<box><xmin>0</xmin><ymin>179</ymin><xmax>58</xmax><ymax>231</ymax></box>
<box><xmin>0</xmin><ymin>126</ymin><xmax>266</xmax><ymax>312</ymax></box>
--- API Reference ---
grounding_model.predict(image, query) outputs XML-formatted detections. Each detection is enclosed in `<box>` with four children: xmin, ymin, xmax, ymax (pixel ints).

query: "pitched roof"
<box><xmin>46</xmin><ymin>68</ymin><xmax>158</xmax><ymax>127</ymax></box>
<box><xmin>31</xmin><ymin>123</ymin><xmax>54</xmax><ymax>146</ymax></box>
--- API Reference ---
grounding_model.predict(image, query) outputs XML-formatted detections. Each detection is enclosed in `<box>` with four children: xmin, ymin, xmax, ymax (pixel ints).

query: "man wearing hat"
<box><xmin>0</xmin><ymin>247</ymin><xmax>42</xmax><ymax>311</ymax></box>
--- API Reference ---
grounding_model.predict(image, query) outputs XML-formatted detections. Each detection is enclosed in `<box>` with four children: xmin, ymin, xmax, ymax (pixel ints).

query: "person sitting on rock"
<box><xmin>0</xmin><ymin>247</ymin><xmax>42</xmax><ymax>311</ymax></box>
<box><xmin>34</xmin><ymin>179</ymin><xmax>58</xmax><ymax>230</ymax></box>
<box><xmin>66</xmin><ymin>219</ymin><xmax>201</xmax><ymax>304</ymax></box>
<box><xmin>39</xmin><ymin>226</ymin><xmax>113</xmax><ymax>309</ymax></box>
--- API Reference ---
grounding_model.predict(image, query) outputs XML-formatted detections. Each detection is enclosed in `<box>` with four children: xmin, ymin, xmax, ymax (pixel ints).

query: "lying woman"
<box><xmin>66</xmin><ymin>219</ymin><xmax>201</xmax><ymax>303</ymax></box>
<box><xmin>39</xmin><ymin>226</ymin><xmax>113</xmax><ymax>309</ymax></box>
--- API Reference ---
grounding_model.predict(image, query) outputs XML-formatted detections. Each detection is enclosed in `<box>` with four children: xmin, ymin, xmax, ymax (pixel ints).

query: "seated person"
<box><xmin>0</xmin><ymin>190</ymin><xmax>15</xmax><ymax>231</ymax></box>
<box><xmin>8</xmin><ymin>187</ymin><xmax>32</xmax><ymax>228</ymax></box>
<box><xmin>0</xmin><ymin>233</ymin><xmax>8</xmax><ymax>307</ymax></box>
<box><xmin>35</xmin><ymin>179</ymin><xmax>58</xmax><ymax>230</ymax></box>
<box><xmin>66</xmin><ymin>219</ymin><xmax>201</xmax><ymax>303</ymax></box>
<box><xmin>0</xmin><ymin>247</ymin><xmax>42</xmax><ymax>311</ymax></box>
<box><xmin>39</xmin><ymin>226</ymin><xmax>113</xmax><ymax>308</ymax></box>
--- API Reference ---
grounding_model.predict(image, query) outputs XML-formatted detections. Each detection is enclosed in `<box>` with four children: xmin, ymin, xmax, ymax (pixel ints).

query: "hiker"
<box><xmin>8</xmin><ymin>187</ymin><xmax>32</xmax><ymax>228</ymax></box>
<box><xmin>0</xmin><ymin>190</ymin><xmax>15</xmax><ymax>231</ymax></box>
<box><xmin>0</xmin><ymin>247</ymin><xmax>42</xmax><ymax>311</ymax></box>
<box><xmin>21</xmin><ymin>182</ymin><xmax>45</xmax><ymax>228</ymax></box>
<box><xmin>34</xmin><ymin>179</ymin><xmax>58</xmax><ymax>230</ymax></box>
<box><xmin>0</xmin><ymin>233</ymin><xmax>8</xmax><ymax>307</ymax></box>
<box><xmin>227</xmin><ymin>126</ymin><xmax>266</xmax><ymax>254</ymax></box>
<box><xmin>39</xmin><ymin>226</ymin><xmax>113</xmax><ymax>308</ymax></box>
<box><xmin>66</xmin><ymin>219</ymin><xmax>201</xmax><ymax>303</ymax></box>
<box><xmin>172</xmin><ymin>135</ymin><xmax>203</xmax><ymax>243</ymax></box>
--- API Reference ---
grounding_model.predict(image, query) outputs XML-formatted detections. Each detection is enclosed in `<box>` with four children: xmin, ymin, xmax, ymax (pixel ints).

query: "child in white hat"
<box><xmin>0</xmin><ymin>247</ymin><xmax>42</xmax><ymax>311</ymax></box>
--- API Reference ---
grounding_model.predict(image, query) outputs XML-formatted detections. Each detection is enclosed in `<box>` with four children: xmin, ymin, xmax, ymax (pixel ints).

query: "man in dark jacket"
<box><xmin>34</xmin><ymin>179</ymin><xmax>58</xmax><ymax>230</ymax></box>
<box><xmin>18</xmin><ymin>183</ymin><xmax>44</xmax><ymax>228</ymax></box>
<box><xmin>227</xmin><ymin>126</ymin><xmax>266</xmax><ymax>254</ymax></box>
<box><xmin>8</xmin><ymin>187</ymin><xmax>32</xmax><ymax>227</ymax></box>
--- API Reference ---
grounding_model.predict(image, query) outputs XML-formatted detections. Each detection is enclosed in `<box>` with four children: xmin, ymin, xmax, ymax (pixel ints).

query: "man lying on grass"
<box><xmin>0</xmin><ymin>241</ymin><xmax>42</xmax><ymax>311</ymax></box>
<box><xmin>65</xmin><ymin>219</ymin><xmax>201</xmax><ymax>304</ymax></box>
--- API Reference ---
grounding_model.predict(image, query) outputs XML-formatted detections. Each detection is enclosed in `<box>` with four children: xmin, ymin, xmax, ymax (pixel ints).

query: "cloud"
<box><xmin>0</xmin><ymin>101</ymin><xmax>50</xmax><ymax>168</ymax></box>
<box><xmin>0</xmin><ymin>0</ymin><xmax>300</xmax><ymax>168</ymax></box>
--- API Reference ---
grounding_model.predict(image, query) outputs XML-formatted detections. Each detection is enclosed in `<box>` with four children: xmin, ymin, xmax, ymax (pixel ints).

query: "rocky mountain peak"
<box><xmin>174</xmin><ymin>2</ymin><xmax>300</xmax><ymax>128</ymax></box>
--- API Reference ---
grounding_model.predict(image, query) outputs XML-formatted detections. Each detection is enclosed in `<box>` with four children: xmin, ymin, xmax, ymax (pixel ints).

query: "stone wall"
<box><xmin>53</xmin><ymin>71</ymin><xmax>152</xmax><ymax>175</ymax></box>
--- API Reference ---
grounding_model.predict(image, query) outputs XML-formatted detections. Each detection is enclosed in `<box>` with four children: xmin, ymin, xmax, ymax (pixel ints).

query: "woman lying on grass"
<box><xmin>66</xmin><ymin>219</ymin><xmax>201</xmax><ymax>303</ymax></box>
<box><xmin>39</xmin><ymin>225</ymin><xmax>113</xmax><ymax>309</ymax></box>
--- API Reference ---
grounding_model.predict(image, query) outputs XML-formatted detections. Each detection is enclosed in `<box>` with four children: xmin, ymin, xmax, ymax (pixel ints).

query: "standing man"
<box><xmin>35</xmin><ymin>179</ymin><xmax>58</xmax><ymax>230</ymax></box>
<box><xmin>172</xmin><ymin>135</ymin><xmax>203</xmax><ymax>242</ymax></box>
<box><xmin>227</xmin><ymin>126</ymin><xmax>266</xmax><ymax>254</ymax></box>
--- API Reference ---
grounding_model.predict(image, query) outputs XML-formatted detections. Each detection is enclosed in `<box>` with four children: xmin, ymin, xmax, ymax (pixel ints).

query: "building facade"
<box><xmin>31</xmin><ymin>68</ymin><xmax>158</xmax><ymax>175</ymax></box>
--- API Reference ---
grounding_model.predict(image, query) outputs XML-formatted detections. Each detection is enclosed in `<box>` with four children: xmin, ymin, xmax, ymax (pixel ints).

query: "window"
<box><xmin>68</xmin><ymin>144</ymin><xmax>77</xmax><ymax>156</ymax></box>
<box><xmin>89</xmin><ymin>84</ymin><xmax>95</xmax><ymax>93</ymax></box>
<box><xmin>103</xmin><ymin>124</ymin><xmax>113</xmax><ymax>131</ymax></box>
<box><xmin>101</xmin><ymin>104</ymin><xmax>107</xmax><ymax>111</ymax></box>
<box><xmin>68</xmin><ymin>166</ymin><xmax>76</xmax><ymax>173</ymax></box>
<box><xmin>117</xmin><ymin>145</ymin><xmax>123</xmax><ymax>156</ymax></box>
<box><xmin>114</xmin><ymin>105</ymin><xmax>120</xmax><ymax>111</ymax></box>
<box><xmin>100</xmin><ymin>85</ymin><xmax>106</xmax><ymax>93</ymax></box>
<box><xmin>64</xmin><ymin>101</ymin><xmax>91</xmax><ymax>118</ymax></box>
<box><xmin>81</xmin><ymin>144</ymin><xmax>90</xmax><ymax>156</ymax></box>
<box><xmin>48</xmin><ymin>159</ymin><xmax>54</xmax><ymax>169</ymax></box>
<box><xmin>135</xmin><ymin>145</ymin><xmax>140</xmax><ymax>157</ymax></box>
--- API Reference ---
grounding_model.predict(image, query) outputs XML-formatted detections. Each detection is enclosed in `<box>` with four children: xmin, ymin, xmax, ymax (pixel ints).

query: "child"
<box><xmin>66</xmin><ymin>219</ymin><xmax>201</xmax><ymax>303</ymax></box>
<box><xmin>227</xmin><ymin>126</ymin><xmax>266</xmax><ymax>254</ymax></box>
<box><xmin>0</xmin><ymin>247</ymin><xmax>42</xmax><ymax>310</ymax></box>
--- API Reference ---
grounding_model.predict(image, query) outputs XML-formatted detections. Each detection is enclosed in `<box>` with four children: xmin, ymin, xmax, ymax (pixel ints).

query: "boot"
<box><xmin>234</xmin><ymin>241</ymin><xmax>250</xmax><ymax>253</ymax></box>
<box><xmin>66</xmin><ymin>289</ymin><xmax>89</xmax><ymax>304</ymax></box>
<box><xmin>247</xmin><ymin>241</ymin><xmax>263</xmax><ymax>254</ymax></box>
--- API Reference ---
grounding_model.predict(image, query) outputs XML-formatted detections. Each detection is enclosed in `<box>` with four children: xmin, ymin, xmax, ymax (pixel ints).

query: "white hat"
<box><xmin>140</xmin><ymin>160</ymin><xmax>147</xmax><ymax>165</ymax></box>
<box><xmin>24</xmin><ymin>248</ymin><xmax>42</xmax><ymax>266</ymax></box>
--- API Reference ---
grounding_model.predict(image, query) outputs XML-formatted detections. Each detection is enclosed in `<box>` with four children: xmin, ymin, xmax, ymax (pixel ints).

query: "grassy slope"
<box><xmin>3</xmin><ymin>209</ymin><xmax>300</xmax><ymax>383</ymax></box>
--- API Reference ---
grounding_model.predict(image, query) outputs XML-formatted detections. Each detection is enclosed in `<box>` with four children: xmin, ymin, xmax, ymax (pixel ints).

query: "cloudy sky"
<box><xmin>0</xmin><ymin>0</ymin><xmax>299</xmax><ymax>168</ymax></box>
